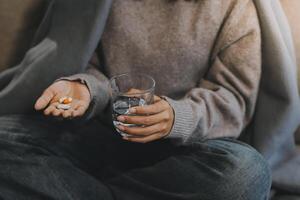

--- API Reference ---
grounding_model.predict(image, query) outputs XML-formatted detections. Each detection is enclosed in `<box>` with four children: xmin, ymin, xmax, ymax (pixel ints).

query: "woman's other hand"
<box><xmin>34</xmin><ymin>80</ymin><xmax>91</xmax><ymax>118</ymax></box>
<box><xmin>117</xmin><ymin>96</ymin><xmax>174</xmax><ymax>143</ymax></box>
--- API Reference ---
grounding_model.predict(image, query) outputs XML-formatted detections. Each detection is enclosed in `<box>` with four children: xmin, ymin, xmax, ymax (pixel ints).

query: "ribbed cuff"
<box><xmin>163</xmin><ymin>97</ymin><xmax>197</xmax><ymax>144</ymax></box>
<box><xmin>57</xmin><ymin>73</ymin><xmax>110</xmax><ymax>119</ymax></box>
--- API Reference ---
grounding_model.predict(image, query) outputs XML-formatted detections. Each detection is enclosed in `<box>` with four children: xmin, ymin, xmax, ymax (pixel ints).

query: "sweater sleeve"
<box><xmin>58</xmin><ymin>52</ymin><xmax>110</xmax><ymax>120</ymax></box>
<box><xmin>165</xmin><ymin>0</ymin><xmax>262</xmax><ymax>144</ymax></box>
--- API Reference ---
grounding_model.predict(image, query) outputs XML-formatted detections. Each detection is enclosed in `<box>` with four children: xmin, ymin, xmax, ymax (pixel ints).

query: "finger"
<box><xmin>117</xmin><ymin>123</ymin><xmax>167</xmax><ymax>136</ymax></box>
<box><xmin>117</xmin><ymin>110</ymin><xmax>171</xmax><ymax>126</ymax></box>
<box><xmin>124</xmin><ymin>132</ymin><xmax>164</xmax><ymax>143</ymax></box>
<box><xmin>44</xmin><ymin>102</ymin><xmax>59</xmax><ymax>115</ymax></box>
<box><xmin>52</xmin><ymin>108</ymin><xmax>63</xmax><ymax>116</ymax></box>
<box><xmin>72</xmin><ymin>107</ymin><xmax>85</xmax><ymax>117</ymax></box>
<box><xmin>61</xmin><ymin>101</ymin><xmax>78</xmax><ymax>118</ymax></box>
<box><xmin>35</xmin><ymin>89</ymin><xmax>55</xmax><ymax>110</ymax></box>
<box><xmin>62</xmin><ymin>109</ymin><xmax>73</xmax><ymax>118</ymax></box>
<box><xmin>126</xmin><ymin>88</ymin><xmax>143</xmax><ymax>95</ymax></box>
<box><xmin>129</xmin><ymin>99</ymin><xmax>169</xmax><ymax>115</ymax></box>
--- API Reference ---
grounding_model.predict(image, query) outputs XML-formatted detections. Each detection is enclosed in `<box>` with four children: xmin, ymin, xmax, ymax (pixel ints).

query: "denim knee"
<box><xmin>215</xmin><ymin>140</ymin><xmax>272</xmax><ymax>200</ymax></box>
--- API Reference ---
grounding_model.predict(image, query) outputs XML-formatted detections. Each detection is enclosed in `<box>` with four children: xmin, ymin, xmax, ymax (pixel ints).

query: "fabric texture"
<box><xmin>0</xmin><ymin>0</ymin><xmax>49</xmax><ymax>72</ymax></box>
<box><xmin>0</xmin><ymin>115</ymin><xmax>271</xmax><ymax>200</ymax></box>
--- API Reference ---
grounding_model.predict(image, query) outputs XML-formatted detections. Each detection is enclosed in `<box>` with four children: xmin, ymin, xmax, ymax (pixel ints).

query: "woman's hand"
<box><xmin>117</xmin><ymin>96</ymin><xmax>174</xmax><ymax>143</ymax></box>
<box><xmin>34</xmin><ymin>80</ymin><xmax>91</xmax><ymax>118</ymax></box>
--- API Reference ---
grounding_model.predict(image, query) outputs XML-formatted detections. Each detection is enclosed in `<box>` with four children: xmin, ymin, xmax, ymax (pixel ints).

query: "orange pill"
<box><xmin>59</xmin><ymin>97</ymin><xmax>73</xmax><ymax>104</ymax></box>
<box><xmin>63</xmin><ymin>98</ymin><xmax>72</xmax><ymax>104</ymax></box>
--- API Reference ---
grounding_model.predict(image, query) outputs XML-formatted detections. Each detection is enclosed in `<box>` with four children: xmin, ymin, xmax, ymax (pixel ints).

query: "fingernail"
<box><xmin>129</xmin><ymin>108</ymin><xmax>136</xmax><ymax>113</ymax></box>
<box><xmin>117</xmin><ymin>116</ymin><xmax>125</xmax><ymax>122</ymax></box>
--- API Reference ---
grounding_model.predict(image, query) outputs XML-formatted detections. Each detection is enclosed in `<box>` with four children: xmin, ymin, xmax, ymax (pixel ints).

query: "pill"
<box><xmin>59</xmin><ymin>97</ymin><xmax>66</xmax><ymax>104</ymax></box>
<box><xmin>63</xmin><ymin>97</ymin><xmax>72</xmax><ymax>104</ymax></box>
<box><xmin>59</xmin><ymin>97</ymin><xmax>73</xmax><ymax>104</ymax></box>
<box><xmin>56</xmin><ymin>104</ymin><xmax>71</xmax><ymax>110</ymax></box>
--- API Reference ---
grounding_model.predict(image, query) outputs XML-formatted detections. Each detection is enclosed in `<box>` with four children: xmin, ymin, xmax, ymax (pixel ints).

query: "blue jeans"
<box><xmin>0</xmin><ymin>115</ymin><xmax>271</xmax><ymax>200</ymax></box>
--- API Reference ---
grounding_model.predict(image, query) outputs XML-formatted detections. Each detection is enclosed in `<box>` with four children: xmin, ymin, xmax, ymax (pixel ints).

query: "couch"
<box><xmin>0</xmin><ymin>0</ymin><xmax>49</xmax><ymax>73</ymax></box>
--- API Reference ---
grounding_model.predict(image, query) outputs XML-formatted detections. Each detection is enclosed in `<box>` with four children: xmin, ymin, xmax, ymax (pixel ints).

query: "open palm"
<box><xmin>34</xmin><ymin>80</ymin><xmax>91</xmax><ymax>118</ymax></box>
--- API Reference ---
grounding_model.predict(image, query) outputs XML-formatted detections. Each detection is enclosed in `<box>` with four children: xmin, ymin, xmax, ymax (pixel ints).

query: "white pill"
<box><xmin>56</xmin><ymin>104</ymin><xmax>71</xmax><ymax>110</ymax></box>
<box><xmin>59</xmin><ymin>97</ymin><xmax>67</xmax><ymax>104</ymax></box>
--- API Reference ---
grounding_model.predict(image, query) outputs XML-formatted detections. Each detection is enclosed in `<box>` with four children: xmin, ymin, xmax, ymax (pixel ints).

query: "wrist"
<box><xmin>159</xmin><ymin>96</ymin><xmax>175</xmax><ymax>137</ymax></box>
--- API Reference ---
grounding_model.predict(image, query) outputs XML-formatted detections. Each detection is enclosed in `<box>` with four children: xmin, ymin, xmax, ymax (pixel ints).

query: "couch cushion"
<box><xmin>0</xmin><ymin>0</ymin><xmax>48</xmax><ymax>73</ymax></box>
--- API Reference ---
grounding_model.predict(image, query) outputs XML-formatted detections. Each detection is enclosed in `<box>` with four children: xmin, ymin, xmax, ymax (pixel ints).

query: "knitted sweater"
<box><xmin>66</xmin><ymin>0</ymin><xmax>261</xmax><ymax>144</ymax></box>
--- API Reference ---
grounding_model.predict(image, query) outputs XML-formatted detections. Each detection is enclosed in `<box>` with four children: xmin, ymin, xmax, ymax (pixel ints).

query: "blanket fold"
<box><xmin>0</xmin><ymin>0</ymin><xmax>113</xmax><ymax>115</ymax></box>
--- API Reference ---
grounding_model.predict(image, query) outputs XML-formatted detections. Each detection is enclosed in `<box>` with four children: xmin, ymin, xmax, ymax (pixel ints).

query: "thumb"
<box><xmin>34</xmin><ymin>88</ymin><xmax>55</xmax><ymax>110</ymax></box>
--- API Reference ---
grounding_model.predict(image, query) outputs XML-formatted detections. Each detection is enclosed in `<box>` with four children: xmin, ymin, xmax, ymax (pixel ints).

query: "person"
<box><xmin>0</xmin><ymin>0</ymin><xmax>271</xmax><ymax>199</ymax></box>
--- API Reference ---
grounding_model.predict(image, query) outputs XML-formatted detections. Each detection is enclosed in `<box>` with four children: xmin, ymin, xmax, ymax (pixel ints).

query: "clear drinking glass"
<box><xmin>109</xmin><ymin>73</ymin><xmax>156</xmax><ymax>137</ymax></box>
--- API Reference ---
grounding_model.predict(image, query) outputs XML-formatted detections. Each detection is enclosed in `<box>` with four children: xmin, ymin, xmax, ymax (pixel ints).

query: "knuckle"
<box><xmin>156</xmin><ymin>103</ymin><xmax>162</xmax><ymax>110</ymax></box>
<box><xmin>149</xmin><ymin>105</ymin><xmax>157</xmax><ymax>111</ymax></box>
<box><xmin>154</xmin><ymin>108</ymin><xmax>160</xmax><ymax>114</ymax></box>
<box><xmin>163</xmin><ymin>112</ymin><xmax>170</xmax><ymax>121</ymax></box>
<box><xmin>161</xmin><ymin>124</ymin><xmax>168</xmax><ymax>132</ymax></box>
<box><xmin>140</xmin><ymin>130</ymin><xmax>148</xmax><ymax>136</ymax></box>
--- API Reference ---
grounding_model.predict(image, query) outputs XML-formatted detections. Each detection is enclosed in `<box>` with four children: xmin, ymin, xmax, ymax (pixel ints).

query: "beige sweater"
<box><xmin>68</xmin><ymin>0</ymin><xmax>261</xmax><ymax>144</ymax></box>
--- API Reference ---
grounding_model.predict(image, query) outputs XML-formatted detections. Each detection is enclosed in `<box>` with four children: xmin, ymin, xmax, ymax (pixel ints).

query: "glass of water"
<box><xmin>109</xmin><ymin>73</ymin><xmax>156</xmax><ymax>137</ymax></box>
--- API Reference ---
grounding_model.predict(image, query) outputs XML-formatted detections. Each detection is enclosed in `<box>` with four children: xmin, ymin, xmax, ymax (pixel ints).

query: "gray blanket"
<box><xmin>249</xmin><ymin>0</ymin><xmax>300</xmax><ymax>195</ymax></box>
<box><xmin>0</xmin><ymin>0</ymin><xmax>299</xmax><ymax>197</ymax></box>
